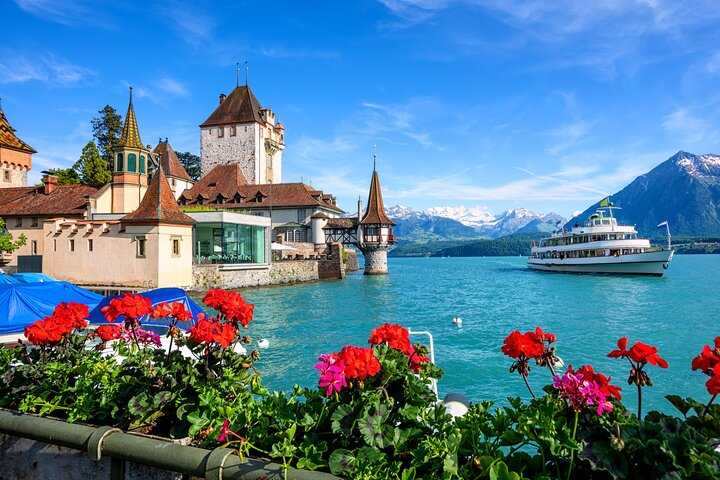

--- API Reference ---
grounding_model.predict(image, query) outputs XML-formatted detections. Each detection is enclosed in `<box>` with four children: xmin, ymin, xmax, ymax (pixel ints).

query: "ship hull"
<box><xmin>527</xmin><ymin>250</ymin><xmax>674</xmax><ymax>276</ymax></box>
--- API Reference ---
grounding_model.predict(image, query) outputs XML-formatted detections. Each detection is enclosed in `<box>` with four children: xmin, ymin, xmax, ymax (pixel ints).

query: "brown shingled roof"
<box><xmin>360</xmin><ymin>169</ymin><xmax>395</xmax><ymax>226</ymax></box>
<box><xmin>0</xmin><ymin>104</ymin><xmax>36</xmax><ymax>154</ymax></box>
<box><xmin>179</xmin><ymin>164</ymin><xmax>343</xmax><ymax>213</ymax></box>
<box><xmin>324</xmin><ymin>217</ymin><xmax>358</xmax><ymax>229</ymax></box>
<box><xmin>121</xmin><ymin>169</ymin><xmax>194</xmax><ymax>225</ymax></box>
<box><xmin>153</xmin><ymin>140</ymin><xmax>192</xmax><ymax>181</ymax></box>
<box><xmin>200</xmin><ymin>85</ymin><xmax>264</xmax><ymax>127</ymax></box>
<box><xmin>0</xmin><ymin>184</ymin><xmax>97</xmax><ymax>217</ymax></box>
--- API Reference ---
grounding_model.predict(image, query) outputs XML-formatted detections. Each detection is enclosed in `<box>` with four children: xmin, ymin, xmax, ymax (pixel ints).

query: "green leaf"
<box><xmin>489</xmin><ymin>461</ymin><xmax>521</xmax><ymax>480</ymax></box>
<box><xmin>329</xmin><ymin>449</ymin><xmax>356</xmax><ymax>475</ymax></box>
<box><xmin>331</xmin><ymin>404</ymin><xmax>355</xmax><ymax>435</ymax></box>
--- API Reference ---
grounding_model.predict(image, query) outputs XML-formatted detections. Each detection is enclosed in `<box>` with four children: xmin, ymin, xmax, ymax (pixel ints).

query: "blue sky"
<box><xmin>2</xmin><ymin>0</ymin><xmax>720</xmax><ymax>218</ymax></box>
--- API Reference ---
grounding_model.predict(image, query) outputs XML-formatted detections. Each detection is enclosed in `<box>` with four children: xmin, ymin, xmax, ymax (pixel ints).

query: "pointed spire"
<box><xmin>117</xmin><ymin>87</ymin><xmax>145</xmax><ymax>149</ymax></box>
<box><xmin>0</xmin><ymin>100</ymin><xmax>36</xmax><ymax>154</ymax></box>
<box><xmin>360</xmin><ymin>157</ymin><xmax>395</xmax><ymax>226</ymax></box>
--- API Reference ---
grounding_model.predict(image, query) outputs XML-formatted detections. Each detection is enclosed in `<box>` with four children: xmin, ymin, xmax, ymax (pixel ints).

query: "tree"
<box><xmin>45</xmin><ymin>168</ymin><xmax>81</xmax><ymax>185</ymax></box>
<box><xmin>74</xmin><ymin>141</ymin><xmax>111</xmax><ymax>184</ymax></box>
<box><xmin>176</xmin><ymin>151</ymin><xmax>201</xmax><ymax>181</ymax></box>
<box><xmin>0</xmin><ymin>218</ymin><xmax>26</xmax><ymax>254</ymax></box>
<box><xmin>91</xmin><ymin>105</ymin><xmax>122</xmax><ymax>173</ymax></box>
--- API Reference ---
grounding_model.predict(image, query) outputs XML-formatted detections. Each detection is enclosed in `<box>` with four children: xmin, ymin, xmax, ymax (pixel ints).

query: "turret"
<box><xmin>357</xmin><ymin>158</ymin><xmax>396</xmax><ymax>275</ymax></box>
<box><xmin>111</xmin><ymin>88</ymin><xmax>149</xmax><ymax>213</ymax></box>
<box><xmin>0</xmin><ymin>100</ymin><xmax>35</xmax><ymax>188</ymax></box>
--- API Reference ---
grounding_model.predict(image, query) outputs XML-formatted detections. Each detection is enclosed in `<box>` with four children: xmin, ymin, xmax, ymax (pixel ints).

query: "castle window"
<box><xmin>234</xmin><ymin>193</ymin><xmax>242</xmax><ymax>203</ymax></box>
<box><xmin>31</xmin><ymin>218</ymin><xmax>39</xmax><ymax>227</ymax></box>
<box><xmin>136</xmin><ymin>236</ymin><xmax>146</xmax><ymax>258</ymax></box>
<box><xmin>3</xmin><ymin>171</ymin><xmax>10</xmax><ymax>182</ymax></box>
<box><xmin>53</xmin><ymin>239</ymin><xmax>57</xmax><ymax>252</ymax></box>
<box><xmin>128</xmin><ymin>154</ymin><xmax>137</xmax><ymax>172</ymax></box>
<box><xmin>179</xmin><ymin>196</ymin><xmax>187</xmax><ymax>205</ymax></box>
<box><xmin>31</xmin><ymin>240</ymin><xmax>37</xmax><ymax>255</ymax></box>
<box><xmin>117</xmin><ymin>153</ymin><xmax>124</xmax><ymax>171</ymax></box>
<box><xmin>69</xmin><ymin>239</ymin><xmax>75</xmax><ymax>252</ymax></box>
<box><xmin>218</xmin><ymin>126</ymin><xmax>225</xmax><ymax>138</ymax></box>
<box><xmin>87</xmin><ymin>239</ymin><xmax>93</xmax><ymax>252</ymax></box>
<box><xmin>231</xmin><ymin>126</ymin><xmax>236</xmax><ymax>136</ymax></box>
<box><xmin>15</xmin><ymin>218</ymin><xmax>22</xmax><ymax>227</ymax></box>
<box><xmin>139</xmin><ymin>156</ymin><xmax>146</xmax><ymax>174</ymax></box>
<box><xmin>197</xmin><ymin>196</ymin><xmax>204</xmax><ymax>205</ymax></box>
<box><xmin>171</xmin><ymin>237</ymin><xmax>181</xmax><ymax>257</ymax></box>
<box><xmin>216</xmin><ymin>195</ymin><xmax>224</xmax><ymax>204</ymax></box>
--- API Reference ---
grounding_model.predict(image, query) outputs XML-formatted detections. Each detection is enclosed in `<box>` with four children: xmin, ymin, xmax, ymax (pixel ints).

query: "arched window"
<box><xmin>139</xmin><ymin>156</ymin><xmax>146</xmax><ymax>174</ymax></box>
<box><xmin>117</xmin><ymin>153</ymin><xmax>124</xmax><ymax>172</ymax></box>
<box><xmin>128</xmin><ymin>154</ymin><xmax>137</xmax><ymax>172</ymax></box>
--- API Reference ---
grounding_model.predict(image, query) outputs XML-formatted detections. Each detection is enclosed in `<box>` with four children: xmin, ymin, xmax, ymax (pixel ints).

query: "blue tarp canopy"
<box><xmin>12</xmin><ymin>273</ymin><xmax>57</xmax><ymax>283</ymax></box>
<box><xmin>87</xmin><ymin>288</ymin><xmax>204</xmax><ymax>327</ymax></box>
<box><xmin>0</xmin><ymin>274</ymin><xmax>21</xmax><ymax>285</ymax></box>
<box><xmin>0</xmin><ymin>282</ymin><xmax>104</xmax><ymax>334</ymax></box>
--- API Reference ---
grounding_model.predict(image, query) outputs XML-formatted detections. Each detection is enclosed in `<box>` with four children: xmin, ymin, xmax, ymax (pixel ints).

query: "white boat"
<box><xmin>527</xmin><ymin>206</ymin><xmax>674</xmax><ymax>276</ymax></box>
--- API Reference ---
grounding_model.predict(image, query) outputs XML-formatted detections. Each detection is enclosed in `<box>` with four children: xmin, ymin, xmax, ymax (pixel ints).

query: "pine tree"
<box><xmin>176</xmin><ymin>151</ymin><xmax>201</xmax><ymax>181</ymax></box>
<box><xmin>91</xmin><ymin>105</ymin><xmax>122</xmax><ymax>173</ymax></box>
<box><xmin>74</xmin><ymin>140</ymin><xmax>111</xmax><ymax>184</ymax></box>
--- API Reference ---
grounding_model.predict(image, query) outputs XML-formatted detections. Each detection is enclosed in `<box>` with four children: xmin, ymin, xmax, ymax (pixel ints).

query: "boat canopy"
<box><xmin>0</xmin><ymin>282</ymin><xmax>104</xmax><ymax>334</ymax></box>
<box><xmin>87</xmin><ymin>287</ymin><xmax>205</xmax><ymax>327</ymax></box>
<box><xmin>0</xmin><ymin>274</ymin><xmax>21</xmax><ymax>285</ymax></box>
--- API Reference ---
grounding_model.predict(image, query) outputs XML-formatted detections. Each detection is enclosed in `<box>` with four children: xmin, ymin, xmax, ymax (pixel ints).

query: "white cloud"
<box><xmin>706</xmin><ymin>52</ymin><xmax>720</xmax><ymax>75</ymax></box>
<box><xmin>157</xmin><ymin>77</ymin><xmax>188</xmax><ymax>97</ymax></box>
<box><xmin>0</xmin><ymin>52</ymin><xmax>95</xmax><ymax>85</ymax></box>
<box><xmin>13</xmin><ymin>0</ymin><xmax>103</xmax><ymax>26</ymax></box>
<box><xmin>662</xmin><ymin>107</ymin><xmax>717</xmax><ymax>145</ymax></box>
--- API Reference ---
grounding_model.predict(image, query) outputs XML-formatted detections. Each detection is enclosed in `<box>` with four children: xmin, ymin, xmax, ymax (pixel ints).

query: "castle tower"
<box><xmin>152</xmin><ymin>138</ymin><xmax>194</xmax><ymax>200</ymax></box>
<box><xmin>358</xmin><ymin>160</ymin><xmax>396</xmax><ymax>275</ymax></box>
<box><xmin>111</xmin><ymin>88</ymin><xmax>149</xmax><ymax>213</ymax></box>
<box><xmin>199</xmin><ymin>84</ymin><xmax>284</xmax><ymax>184</ymax></box>
<box><xmin>0</xmin><ymin>101</ymin><xmax>35</xmax><ymax>187</ymax></box>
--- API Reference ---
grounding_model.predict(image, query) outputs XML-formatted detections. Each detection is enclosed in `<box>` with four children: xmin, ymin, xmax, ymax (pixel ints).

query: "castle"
<box><xmin>0</xmin><ymin>79</ymin><xmax>396</xmax><ymax>288</ymax></box>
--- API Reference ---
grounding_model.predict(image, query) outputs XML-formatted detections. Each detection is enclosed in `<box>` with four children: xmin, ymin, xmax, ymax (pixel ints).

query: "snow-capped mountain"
<box><xmin>384</xmin><ymin>205</ymin><xmax>566</xmax><ymax>240</ymax></box>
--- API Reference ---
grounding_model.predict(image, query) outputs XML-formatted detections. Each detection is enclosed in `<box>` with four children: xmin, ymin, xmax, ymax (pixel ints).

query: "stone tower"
<box><xmin>358</xmin><ymin>161</ymin><xmax>396</xmax><ymax>275</ymax></box>
<box><xmin>110</xmin><ymin>88</ymin><xmax>149</xmax><ymax>213</ymax></box>
<box><xmin>0</xmin><ymin>101</ymin><xmax>35</xmax><ymax>188</ymax></box>
<box><xmin>199</xmin><ymin>84</ymin><xmax>284</xmax><ymax>184</ymax></box>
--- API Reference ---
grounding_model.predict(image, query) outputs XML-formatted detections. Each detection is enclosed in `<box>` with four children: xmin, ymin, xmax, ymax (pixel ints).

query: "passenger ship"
<box><xmin>528</xmin><ymin>207</ymin><xmax>674</xmax><ymax>276</ymax></box>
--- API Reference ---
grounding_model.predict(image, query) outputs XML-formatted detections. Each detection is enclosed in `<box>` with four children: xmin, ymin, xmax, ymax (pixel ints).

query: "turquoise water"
<box><xmin>224</xmin><ymin>255</ymin><xmax>720</xmax><ymax>414</ymax></box>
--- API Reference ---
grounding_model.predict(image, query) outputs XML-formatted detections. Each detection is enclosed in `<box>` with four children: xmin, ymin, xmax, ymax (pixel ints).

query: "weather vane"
<box><xmin>373</xmin><ymin>145</ymin><xmax>377</xmax><ymax>171</ymax></box>
<box><xmin>245</xmin><ymin>61</ymin><xmax>249</xmax><ymax>86</ymax></box>
<box><xmin>235</xmin><ymin>62</ymin><xmax>240</xmax><ymax>87</ymax></box>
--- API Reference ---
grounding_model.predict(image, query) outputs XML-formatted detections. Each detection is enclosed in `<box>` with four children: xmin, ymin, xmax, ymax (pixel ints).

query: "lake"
<box><xmin>227</xmin><ymin>255</ymin><xmax>720</xmax><ymax>414</ymax></box>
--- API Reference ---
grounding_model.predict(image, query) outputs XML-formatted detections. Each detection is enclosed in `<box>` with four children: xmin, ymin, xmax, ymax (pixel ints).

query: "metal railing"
<box><xmin>0</xmin><ymin>409</ymin><xmax>338</xmax><ymax>480</ymax></box>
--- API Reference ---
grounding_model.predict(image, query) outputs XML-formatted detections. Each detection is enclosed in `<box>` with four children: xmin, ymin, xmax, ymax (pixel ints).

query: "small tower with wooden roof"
<box><xmin>111</xmin><ymin>88</ymin><xmax>150</xmax><ymax>213</ymax></box>
<box><xmin>199</xmin><ymin>83</ymin><xmax>285</xmax><ymax>184</ymax></box>
<box><xmin>0</xmin><ymin>101</ymin><xmax>35</xmax><ymax>188</ymax></box>
<box><xmin>358</xmin><ymin>157</ymin><xmax>396</xmax><ymax>275</ymax></box>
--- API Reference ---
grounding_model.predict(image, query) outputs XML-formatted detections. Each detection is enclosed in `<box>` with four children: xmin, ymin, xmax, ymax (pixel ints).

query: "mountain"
<box><xmin>383</xmin><ymin>205</ymin><xmax>566</xmax><ymax>242</ymax></box>
<box><xmin>567</xmin><ymin>151</ymin><xmax>720</xmax><ymax>236</ymax></box>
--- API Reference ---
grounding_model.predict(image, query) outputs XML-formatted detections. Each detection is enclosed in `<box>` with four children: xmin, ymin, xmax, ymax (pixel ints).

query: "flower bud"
<box><xmin>250</xmin><ymin>350</ymin><xmax>260</xmax><ymax>360</ymax></box>
<box><xmin>611</xmin><ymin>436</ymin><xmax>625</xmax><ymax>451</ymax></box>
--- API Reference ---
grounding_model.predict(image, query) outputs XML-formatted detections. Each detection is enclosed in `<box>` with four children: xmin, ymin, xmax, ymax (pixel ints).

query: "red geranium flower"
<box><xmin>369</xmin><ymin>323</ymin><xmax>412</xmax><ymax>355</ymax></box>
<box><xmin>501</xmin><ymin>331</ymin><xmax>544</xmax><ymax>359</ymax></box>
<box><xmin>101</xmin><ymin>300</ymin><xmax>122</xmax><ymax>322</ymax></box>
<box><xmin>52</xmin><ymin>302</ymin><xmax>89</xmax><ymax>329</ymax></box>
<box><xmin>170</xmin><ymin>302</ymin><xmax>194</xmax><ymax>322</ymax></box>
<box><xmin>608</xmin><ymin>337</ymin><xmax>668</xmax><ymax>368</ymax></box>
<box><xmin>212</xmin><ymin>323</ymin><xmax>236</xmax><ymax>348</ymax></box>
<box><xmin>338</xmin><ymin>345</ymin><xmax>381</xmax><ymax>380</ymax></box>
<box><xmin>219</xmin><ymin>291</ymin><xmax>254</xmax><ymax>327</ymax></box>
<box><xmin>707</xmin><ymin>365</ymin><xmax>720</xmax><ymax>395</ymax></box>
<box><xmin>188</xmin><ymin>318</ymin><xmax>216</xmax><ymax>344</ymax></box>
<box><xmin>96</xmin><ymin>324</ymin><xmax>123</xmax><ymax>342</ymax></box>
<box><xmin>203</xmin><ymin>289</ymin><xmax>226</xmax><ymax>310</ymax></box>
<box><xmin>407</xmin><ymin>345</ymin><xmax>430</xmax><ymax>373</ymax></box>
<box><xmin>151</xmin><ymin>302</ymin><xmax>173</xmax><ymax>319</ymax></box>
<box><xmin>24</xmin><ymin>318</ymin><xmax>67</xmax><ymax>346</ymax></box>
<box><xmin>692</xmin><ymin>337</ymin><xmax>720</xmax><ymax>376</ymax></box>
<box><xmin>608</xmin><ymin>337</ymin><xmax>629</xmax><ymax>358</ymax></box>
<box><xmin>117</xmin><ymin>293</ymin><xmax>153</xmax><ymax>320</ymax></box>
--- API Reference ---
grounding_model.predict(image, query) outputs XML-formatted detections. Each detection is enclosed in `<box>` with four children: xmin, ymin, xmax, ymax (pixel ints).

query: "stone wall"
<box><xmin>200</xmin><ymin>123</ymin><xmax>257</xmax><ymax>180</ymax></box>
<box><xmin>0</xmin><ymin>163</ymin><xmax>28</xmax><ymax>187</ymax></box>
<box><xmin>361</xmin><ymin>244</ymin><xmax>390</xmax><ymax>275</ymax></box>
<box><xmin>0</xmin><ymin>435</ymin><xmax>182</xmax><ymax>480</ymax></box>
<box><xmin>192</xmin><ymin>261</ymin><xmax>319</xmax><ymax>291</ymax></box>
<box><xmin>344</xmin><ymin>248</ymin><xmax>359</xmax><ymax>272</ymax></box>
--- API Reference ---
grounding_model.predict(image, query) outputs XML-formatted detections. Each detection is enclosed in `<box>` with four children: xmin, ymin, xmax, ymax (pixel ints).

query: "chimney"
<box><xmin>219</xmin><ymin>93</ymin><xmax>226</xmax><ymax>105</ymax></box>
<box><xmin>357</xmin><ymin>196</ymin><xmax>363</xmax><ymax>220</ymax></box>
<box><xmin>42</xmin><ymin>174</ymin><xmax>58</xmax><ymax>195</ymax></box>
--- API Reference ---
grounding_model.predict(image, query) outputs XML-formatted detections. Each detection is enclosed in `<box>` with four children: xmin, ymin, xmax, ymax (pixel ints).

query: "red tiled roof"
<box><xmin>0</xmin><ymin>104</ymin><xmax>36</xmax><ymax>154</ymax></box>
<box><xmin>121</xmin><ymin>169</ymin><xmax>194</xmax><ymax>225</ymax></box>
<box><xmin>0</xmin><ymin>184</ymin><xmax>97</xmax><ymax>217</ymax></box>
<box><xmin>179</xmin><ymin>164</ymin><xmax>343</xmax><ymax>212</ymax></box>
<box><xmin>153</xmin><ymin>140</ymin><xmax>192</xmax><ymax>181</ymax></box>
<box><xmin>200</xmin><ymin>85</ymin><xmax>264</xmax><ymax>127</ymax></box>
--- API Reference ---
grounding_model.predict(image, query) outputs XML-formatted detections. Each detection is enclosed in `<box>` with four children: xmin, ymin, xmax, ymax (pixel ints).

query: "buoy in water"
<box><xmin>454</xmin><ymin>317</ymin><xmax>462</xmax><ymax>326</ymax></box>
<box><xmin>553</xmin><ymin>355</ymin><xmax>564</xmax><ymax>368</ymax></box>
<box><xmin>451</xmin><ymin>317</ymin><xmax>457</xmax><ymax>324</ymax></box>
<box><xmin>258</xmin><ymin>338</ymin><xmax>270</xmax><ymax>349</ymax></box>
